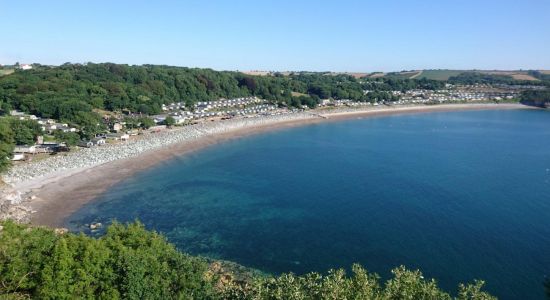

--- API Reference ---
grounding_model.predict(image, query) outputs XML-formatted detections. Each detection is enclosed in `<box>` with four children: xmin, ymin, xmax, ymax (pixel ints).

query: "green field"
<box><xmin>383</xmin><ymin>71</ymin><xmax>421</xmax><ymax>79</ymax></box>
<box><xmin>0</xmin><ymin>69</ymin><xmax>15</xmax><ymax>76</ymax></box>
<box><xmin>415</xmin><ymin>70</ymin><xmax>465</xmax><ymax>80</ymax></box>
<box><xmin>380</xmin><ymin>70</ymin><xmax>465</xmax><ymax>80</ymax></box>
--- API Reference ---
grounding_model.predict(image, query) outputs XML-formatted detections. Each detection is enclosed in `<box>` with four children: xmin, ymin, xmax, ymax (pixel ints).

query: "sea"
<box><xmin>66</xmin><ymin>109</ymin><xmax>550</xmax><ymax>299</ymax></box>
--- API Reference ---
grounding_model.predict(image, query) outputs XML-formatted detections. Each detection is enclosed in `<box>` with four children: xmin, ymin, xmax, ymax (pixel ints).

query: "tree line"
<box><xmin>1</xmin><ymin>64</ymin><xmax>549</xmax><ymax>172</ymax></box>
<box><xmin>0</xmin><ymin>63</ymin><xmax>449</xmax><ymax>125</ymax></box>
<box><xmin>520</xmin><ymin>90</ymin><xmax>550</xmax><ymax>107</ymax></box>
<box><xmin>448</xmin><ymin>72</ymin><xmax>550</xmax><ymax>87</ymax></box>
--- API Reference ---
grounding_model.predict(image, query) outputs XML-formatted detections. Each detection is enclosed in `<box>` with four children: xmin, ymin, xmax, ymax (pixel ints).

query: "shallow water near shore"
<box><xmin>67</xmin><ymin>109</ymin><xmax>550</xmax><ymax>299</ymax></box>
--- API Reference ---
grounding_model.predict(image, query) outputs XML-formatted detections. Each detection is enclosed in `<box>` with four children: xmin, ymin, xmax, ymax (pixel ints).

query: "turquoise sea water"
<box><xmin>67</xmin><ymin>109</ymin><xmax>550</xmax><ymax>299</ymax></box>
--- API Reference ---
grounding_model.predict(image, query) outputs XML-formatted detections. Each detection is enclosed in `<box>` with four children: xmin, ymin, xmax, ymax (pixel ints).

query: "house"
<box><xmin>37</xmin><ymin>142</ymin><xmax>61</xmax><ymax>153</ymax></box>
<box><xmin>112</xmin><ymin>123</ymin><xmax>123</xmax><ymax>132</ymax></box>
<box><xmin>320</xmin><ymin>99</ymin><xmax>332</xmax><ymax>106</ymax></box>
<box><xmin>105</xmin><ymin>133</ymin><xmax>130</xmax><ymax>141</ymax></box>
<box><xmin>46</xmin><ymin>124</ymin><xmax>56</xmax><ymax>131</ymax></box>
<box><xmin>91</xmin><ymin>138</ymin><xmax>106</xmax><ymax>146</ymax></box>
<box><xmin>20</xmin><ymin>64</ymin><xmax>33</xmax><ymax>70</ymax></box>
<box><xmin>172</xmin><ymin>115</ymin><xmax>188</xmax><ymax>124</ymax></box>
<box><xmin>78</xmin><ymin>141</ymin><xmax>94</xmax><ymax>148</ymax></box>
<box><xmin>9</xmin><ymin>110</ymin><xmax>26</xmax><ymax>117</ymax></box>
<box><xmin>11</xmin><ymin>154</ymin><xmax>25</xmax><ymax>161</ymax></box>
<box><xmin>14</xmin><ymin>145</ymin><xmax>36</xmax><ymax>154</ymax></box>
<box><xmin>58</xmin><ymin>125</ymin><xmax>77</xmax><ymax>133</ymax></box>
<box><xmin>152</xmin><ymin>115</ymin><xmax>167</xmax><ymax>124</ymax></box>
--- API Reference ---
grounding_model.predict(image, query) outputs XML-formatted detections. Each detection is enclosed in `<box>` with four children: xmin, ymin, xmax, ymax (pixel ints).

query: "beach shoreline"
<box><xmin>1</xmin><ymin>103</ymin><xmax>530</xmax><ymax>227</ymax></box>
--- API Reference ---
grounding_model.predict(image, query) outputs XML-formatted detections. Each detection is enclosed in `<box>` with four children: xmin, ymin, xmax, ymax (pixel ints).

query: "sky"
<box><xmin>1</xmin><ymin>0</ymin><xmax>549</xmax><ymax>72</ymax></box>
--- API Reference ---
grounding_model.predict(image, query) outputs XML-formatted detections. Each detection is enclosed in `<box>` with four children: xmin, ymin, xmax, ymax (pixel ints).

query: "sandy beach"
<box><xmin>1</xmin><ymin>103</ymin><xmax>529</xmax><ymax>227</ymax></box>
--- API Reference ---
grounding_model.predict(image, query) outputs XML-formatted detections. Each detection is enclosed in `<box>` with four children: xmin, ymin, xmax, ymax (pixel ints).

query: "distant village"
<box><xmin>4</xmin><ymin>83</ymin><xmax>532</xmax><ymax>162</ymax></box>
<box><xmin>4</xmin><ymin>96</ymin><xmax>297</xmax><ymax>162</ymax></box>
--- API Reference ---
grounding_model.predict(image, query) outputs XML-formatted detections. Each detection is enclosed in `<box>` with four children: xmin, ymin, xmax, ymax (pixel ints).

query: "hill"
<box><xmin>362</xmin><ymin>69</ymin><xmax>542</xmax><ymax>81</ymax></box>
<box><xmin>415</xmin><ymin>70</ymin><xmax>465</xmax><ymax>80</ymax></box>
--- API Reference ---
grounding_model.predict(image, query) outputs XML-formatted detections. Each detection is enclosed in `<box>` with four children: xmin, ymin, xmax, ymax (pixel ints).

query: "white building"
<box><xmin>14</xmin><ymin>145</ymin><xmax>36</xmax><ymax>154</ymax></box>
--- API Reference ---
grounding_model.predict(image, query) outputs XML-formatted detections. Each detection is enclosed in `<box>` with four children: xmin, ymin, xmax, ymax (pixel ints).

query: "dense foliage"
<box><xmin>8</xmin><ymin>119</ymin><xmax>42</xmax><ymax>145</ymax></box>
<box><xmin>0</xmin><ymin>221</ymin><xmax>215</xmax><ymax>299</ymax></box>
<box><xmin>520</xmin><ymin>90</ymin><xmax>550</xmax><ymax>107</ymax></box>
<box><xmin>123</xmin><ymin>116</ymin><xmax>155</xmax><ymax>130</ymax></box>
<box><xmin>448</xmin><ymin>72</ymin><xmax>517</xmax><ymax>85</ymax></box>
<box><xmin>447</xmin><ymin>72</ymin><xmax>550</xmax><ymax>87</ymax></box>
<box><xmin>0</xmin><ymin>63</ymin><xmax>319</xmax><ymax>121</ymax></box>
<box><xmin>53</xmin><ymin>131</ymin><xmax>81</xmax><ymax>146</ymax></box>
<box><xmin>0</xmin><ymin>64</ymin><xmax>448</xmax><ymax>126</ymax></box>
<box><xmin>222</xmin><ymin>265</ymin><xmax>496</xmax><ymax>300</ymax></box>
<box><xmin>0</xmin><ymin>118</ymin><xmax>43</xmax><ymax>171</ymax></box>
<box><xmin>0</xmin><ymin>221</ymin><xmax>498</xmax><ymax>299</ymax></box>
<box><xmin>0</xmin><ymin>119</ymin><xmax>15</xmax><ymax>172</ymax></box>
<box><xmin>361</xmin><ymin>77</ymin><xmax>445</xmax><ymax>92</ymax></box>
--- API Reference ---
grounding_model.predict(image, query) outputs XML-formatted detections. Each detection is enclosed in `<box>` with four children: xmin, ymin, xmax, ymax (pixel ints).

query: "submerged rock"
<box><xmin>90</xmin><ymin>222</ymin><xmax>102</xmax><ymax>230</ymax></box>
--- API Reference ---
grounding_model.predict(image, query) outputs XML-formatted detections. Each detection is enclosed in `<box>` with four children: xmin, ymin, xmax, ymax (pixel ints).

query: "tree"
<box><xmin>53</xmin><ymin>131</ymin><xmax>80</xmax><ymax>146</ymax></box>
<box><xmin>73</xmin><ymin>111</ymin><xmax>104</xmax><ymax>139</ymax></box>
<box><xmin>0</xmin><ymin>119</ymin><xmax>14</xmax><ymax>172</ymax></box>
<box><xmin>163</xmin><ymin>116</ymin><xmax>175</xmax><ymax>127</ymax></box>
<box><xmin>0</xmin><ymin>221</ymin><xmax>214</xmax><ymax>299</ymax></box>
<box><xmin>138</xmin><ymin>117</ymin><xmax>155</xmax><ymax>129</ymax></box>
<box><xmin>9</xmin><ymin>118</ymin><xmax>42</xmax><ymax>145</ymax></box>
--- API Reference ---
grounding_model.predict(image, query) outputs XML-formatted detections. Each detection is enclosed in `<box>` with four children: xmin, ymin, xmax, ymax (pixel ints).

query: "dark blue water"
<box><xmin>67</xmin><ymin>109</ymin><xmax>550</xmax><ymax>299</ymax></box>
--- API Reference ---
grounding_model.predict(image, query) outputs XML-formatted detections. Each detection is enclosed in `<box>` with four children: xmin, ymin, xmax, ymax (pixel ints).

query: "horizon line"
<box><xmin>1</xmin><ymin>61</ymin><xmax>549</xmax><ymax>74</ymax></box>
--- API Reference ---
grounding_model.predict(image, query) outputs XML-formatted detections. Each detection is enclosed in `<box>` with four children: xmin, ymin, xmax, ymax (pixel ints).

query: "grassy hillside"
<box><xmin>416</xmin><ymin>70</ymin><xmax>465</xmax><ymax>81</ymax></box>
<box><xmin>366</xmin><ymin>69</ymin><xmax>542</xmax><ymax>81</ymax></box>
<box><xmin>383</xmin><ymin>71</ymin><xmax>422</xmax><ymax>80</ymax></box>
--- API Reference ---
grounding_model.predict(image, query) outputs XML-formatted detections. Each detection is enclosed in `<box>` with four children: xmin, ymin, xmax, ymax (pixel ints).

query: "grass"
<box><xmin>510</xmin><ymin>74</ymin><xmax>539</xmax><ymax>81</ymax></box>
<box><xmin>291</xmin><ymin>92</ymin><xmax>308</xmax><ymax>97</ymax></box>
<box><xmin>416</xmin><ymin>70</ymin><xmax>465</xmax><ymax>80</ymax></box>
<box><xmin>384</xmin><ymin>71</ymin><xmax>422</xmax><ymax>79</ymax></box>
<box><xmin>0</xmin><ymin>69</ymin><xmax>15</xmax><ymax>76</ymax></box>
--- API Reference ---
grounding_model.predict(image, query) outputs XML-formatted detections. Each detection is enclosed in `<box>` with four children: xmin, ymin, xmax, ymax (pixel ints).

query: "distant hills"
<box><xmin>244</xmin><ymin>69</ymin><xmax>549</xmax><ymax>81</ymax></box>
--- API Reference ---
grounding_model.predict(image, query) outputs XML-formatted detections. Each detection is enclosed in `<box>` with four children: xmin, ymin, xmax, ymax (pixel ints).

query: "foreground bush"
<box><xmin>0</xmin><ymin>221</ymin><xmax>214</xmax><ymax>299</ymax></box>
<box><xmin>221</xmin><ymin>265</ymin><xmax>495</xmax><ymax>300</ymax></box>
<box><xmin>0</xmin><ymin>221</ymin><xmax>495</xmax><ymax>299</ymax></box>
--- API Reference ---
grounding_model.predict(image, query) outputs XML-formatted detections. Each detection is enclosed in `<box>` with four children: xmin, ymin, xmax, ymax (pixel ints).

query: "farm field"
<box><xmin>415</xmin><ymin>69</ymin><xmax>464</xmax><ymax>80</ymax></box>
<box><xmin>0</xmin><ymin>69</ymin><xmax>14</xmax><ymax>76</ymax></box>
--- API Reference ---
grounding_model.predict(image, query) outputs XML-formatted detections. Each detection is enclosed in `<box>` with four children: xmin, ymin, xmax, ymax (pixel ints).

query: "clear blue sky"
<box><xmin>1</xmin><ymin>0</ymin><xmax>549</xmax><ymax>71</ymax></box>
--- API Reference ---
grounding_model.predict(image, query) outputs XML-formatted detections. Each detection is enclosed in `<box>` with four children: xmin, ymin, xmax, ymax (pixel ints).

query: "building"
<box><xmin>105</xmin><ymin>133</ymin><xmax>130</xmax><ymax>141</ymax></box>
<box><xmin>112</xmin><ymin>123</ymin><xmax>123</xmax><ymax>132</ymax></box>
<box><xmin>11</xmin><ymin>154</ymin><xmax>25</xmax><ymax>161</ymax></box>
<box><xmin>13</xmin><ymin>145</ymin><xmax>36</xmax><ymax>154</ymax></box>
<box><xmin>20</xmin><ymin>64</ymin><xmax>33</xmax><ymax>70</ymax></box>
<box><xmin>36</xmin><ymin>142</ymin><xmax>62</xmax><ymax>153</ymax></box>
<box><xmin>78</xmin><ymin>141</ymin><xmax>94</xmax><ymax>148</ymax></box>
<box><xmin>91</xmin><ymin>138</ymin><xmax>106</xmax><ymax>146</ymax></box>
